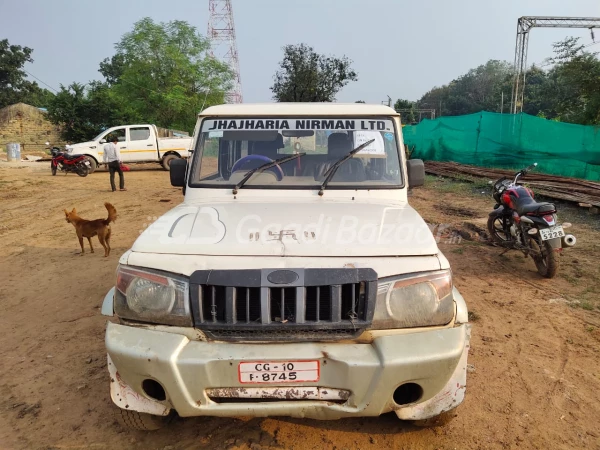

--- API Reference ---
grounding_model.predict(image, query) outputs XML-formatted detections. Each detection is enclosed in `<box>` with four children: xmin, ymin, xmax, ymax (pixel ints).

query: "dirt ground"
<box><xmin>1</xmin><ymin>163</ymin><xmax>600</xmax><ymax>450</ymax></box>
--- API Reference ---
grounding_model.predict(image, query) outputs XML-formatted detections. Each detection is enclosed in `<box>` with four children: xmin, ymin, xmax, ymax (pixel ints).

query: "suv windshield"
<box><xmin>190</xmin><ymin>117</ymin><xmax>403</xmax><ymax>189</ymax></box>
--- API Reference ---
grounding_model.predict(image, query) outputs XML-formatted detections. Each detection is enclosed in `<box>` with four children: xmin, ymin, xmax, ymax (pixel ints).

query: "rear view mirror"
<box><xmin>170</xmin><ymin>158</ymin><xmax>187</xmax><ymax>187</ymax></box>
<box><xmin>407</xmin><ymin>159</ymin><xmax>425</xmax><ymax>188</ymax></box>
<box><xmin>282</xmin><ymin>130</ymin><xmax>314</xmax><ymax>138</ymax></box>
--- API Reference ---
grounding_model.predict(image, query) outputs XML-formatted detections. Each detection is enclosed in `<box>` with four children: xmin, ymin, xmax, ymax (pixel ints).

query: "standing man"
<box><xmin>103</xmin><ymin>135</ymin><xmax>126</xmax><ymax>192</ymax></box>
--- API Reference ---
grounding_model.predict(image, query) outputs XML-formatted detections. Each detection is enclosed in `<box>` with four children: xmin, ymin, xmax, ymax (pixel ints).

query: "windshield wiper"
<box><xmin>318</xmin><ymin>139</ymin><xmax>375</xmax><ymax>196</ymax></box>
<box><xmin>232</xmin><ymin>152</ymin><xmax>306</xmax><ymax>194</ymax></box>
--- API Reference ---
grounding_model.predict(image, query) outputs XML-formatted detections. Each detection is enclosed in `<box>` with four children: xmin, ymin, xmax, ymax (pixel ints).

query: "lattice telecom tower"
<box><xmin>208</xmin><ymin>0</ymin><xmax>243</xmax><ymax>103</ymax></box>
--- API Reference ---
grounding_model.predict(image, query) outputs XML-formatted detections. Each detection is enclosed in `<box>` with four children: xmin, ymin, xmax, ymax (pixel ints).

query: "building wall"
<box><xmin>0</xmin><ymin>103</ymin><xmax>64</xmax><ymax>157</ymax></box>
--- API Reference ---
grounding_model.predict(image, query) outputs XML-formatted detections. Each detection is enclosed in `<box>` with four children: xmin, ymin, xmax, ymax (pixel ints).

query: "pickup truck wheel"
<box><xmin>84</xmin><ymin>156</ymin><xmax>97</xmax><ymax>173</ymax></box>
<box><xmin>116</xmin><ymin>408</ymin><xmax>174</xmax><ymax>431</ymax></box>
<box><xmin>162</xmin><ymin>154</ymin><xmax>179</xmax><ymax>171</ymax></box>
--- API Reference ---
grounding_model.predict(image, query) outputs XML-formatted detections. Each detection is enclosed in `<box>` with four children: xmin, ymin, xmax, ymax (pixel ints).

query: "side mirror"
<box><xmin>170</xmin><ymin>158</ymin><xmax>187</xmax><ymax>187</ymax></box>
<box><xmin>99</xmin><ymin>139</ymin><xmax>106</xmax><ymax>144</ymax></box>
<box><xmin>406</xmin><ymin>159</ymin><xmax>425</xmax><ymax>188</ymax></box>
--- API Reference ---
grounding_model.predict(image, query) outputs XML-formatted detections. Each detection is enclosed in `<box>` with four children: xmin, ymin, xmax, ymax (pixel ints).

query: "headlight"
<box><xmin>372</xmin><ymin>270</ymin><xmax>454</xmax><ymax>329</ymax></box>
<box><xmin>114</xmin><ymin>265</ymin><xmax>192</xmax><ymax>326</ymax></box>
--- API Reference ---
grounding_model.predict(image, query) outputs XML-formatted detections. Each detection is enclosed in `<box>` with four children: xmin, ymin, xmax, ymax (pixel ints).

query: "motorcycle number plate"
<box><xmin>540</xmin><ymin>226</ymin><xmax>564</xmax><ymax>241</ymax></box>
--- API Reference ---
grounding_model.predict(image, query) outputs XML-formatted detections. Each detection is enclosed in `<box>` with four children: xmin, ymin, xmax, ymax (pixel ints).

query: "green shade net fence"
<box><xmin>402</xmin><ymin>111</ymin><xmax>600</xmax><ymax>181</ymax></box>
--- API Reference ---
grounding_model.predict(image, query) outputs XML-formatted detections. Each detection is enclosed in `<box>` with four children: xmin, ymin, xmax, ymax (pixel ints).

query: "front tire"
<box><xmin>411</xmin><ymin>411</ymin><xmax>456</xmax><ymax>428</ymax></box>
<box><xmin>51</xmin><ymin>164</ymin><xmax>57</xmax><ymax>176</ymax></box>
<box><xmin>76</xmin><ymin>164</ymin><xmax>89</xmax><ymax>177</ymax></box>
<box><xmin>162</xmin><ymin>154</ymin><xmax>179</xmax><ymax>171</ymax></box>
<box><xmin>530</xmin><ymin>238</ymin><xmax>559</xmax><ymax>278</ymax></box>
<box><xmin>487</xmin><ymin>215</ymin><xmax>511</xmax><ymax>245</ymax></box>
<box><xmin>116</xmin><ymin>408</ymin><xmax>173</xmax><ymax>431</ymax></box>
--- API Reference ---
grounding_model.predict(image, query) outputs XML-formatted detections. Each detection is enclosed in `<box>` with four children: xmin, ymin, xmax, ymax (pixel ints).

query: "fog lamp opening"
<box><xmin>142</xmin><ymin>379</ymin><xmax>167</xmax><ymax>401</ymax></box>
<box><xmin>393</xmin><ymin>383</ymin><xmax>423</xmax><ymax>406</ymax></box>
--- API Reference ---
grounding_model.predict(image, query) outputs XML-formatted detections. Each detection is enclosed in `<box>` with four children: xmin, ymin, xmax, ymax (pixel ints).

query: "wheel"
<box><xmin>162</xmin><ymin>154</ymin><xmax>179</xmax><ymax>171</ymax></box>
<box><xmin>411</xmin><ymin>411</ymin><xmax>456</xmax><ymax>427</ymax></box>
<box><xmin>76</xmin><ymin>164</ymin><xmax>89</xmax><ymax>177</ymax></box>
<box><xmin>530</xmin><ymin>238</ymin><xmax>560</xmax><ymax>278</ymax></box>
<box><xmin>51</xmin><ymin>164</ymin><xmax>57</xmax><ymax>176</ymax></box>
<box><xmin>116</xmin><ymin>408</ymin><xmax>174</xmax><ymax>431</ymax></box>
<box><xmin>487</xmin><ymin>215</ymin><xmax>511</xmax><ymax>245</ymax></box>
<box><xmin>84</xmin><ymin>156</ymin><xmax>97</xmax><ymax>173</ymax></box>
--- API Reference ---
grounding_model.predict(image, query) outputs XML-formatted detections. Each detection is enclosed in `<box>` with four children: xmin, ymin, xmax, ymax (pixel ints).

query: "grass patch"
<box><xmin>581</xmin><ymin>302</ymin><xmax>594</xmax><ymax>311</ymax></box>
<box><xmin>452</xmin><ymin>247</ymin><xmax>466</xmax><ymax>255</ymax></box>
<box><xmin>468</xmin><ymin>311</ymin><xmax>481</xmax><ymax>322</ymax></box>
<box><xmin>561</xmin><ymin>273</ymin><xmax>580</xmax><ymax>285</ymax></box>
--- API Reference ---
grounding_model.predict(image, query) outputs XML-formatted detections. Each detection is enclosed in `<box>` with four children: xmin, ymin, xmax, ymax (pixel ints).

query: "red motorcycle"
<box><xmin>487</xmin><ymin>163</ymin><xmax>576</xmax><ymax>278</ymax></box>
<box><xmin>51</xmin><ymin>148</ymin><xmax>90</xmax><ymax>177</ymax></box>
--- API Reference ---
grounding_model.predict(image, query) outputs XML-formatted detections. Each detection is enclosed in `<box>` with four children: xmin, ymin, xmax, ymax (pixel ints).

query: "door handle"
<box><xmin>90</xmin><ymin>146</ymin><xmax>96</xmax><ymax>149</ymax></box>
<box><xmin>147</xmin><ymin>144</ymin><xmax>154</xmax><ymax>147</ymax></box>
<box><xmin>120</xmin><ymin>147</ymin><xmax>126</xmax><ymax>149</ymax></box>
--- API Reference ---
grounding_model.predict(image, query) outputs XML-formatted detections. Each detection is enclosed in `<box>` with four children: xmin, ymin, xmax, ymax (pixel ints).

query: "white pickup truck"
<box><xmin>66</xmin><ymin>124</ymin><xmax>192</xmax><ymax>173</ymax></box>
<box><xmin>102</xmin><ymin>103</ymin><xmax>471</xmax><ymax>430</ymax></box>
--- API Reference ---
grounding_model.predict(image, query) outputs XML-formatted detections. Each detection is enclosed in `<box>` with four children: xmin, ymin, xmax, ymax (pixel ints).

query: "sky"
<box><xmin>1</xmin><ymin>0</ymin><xmax>599</xmax><ymax>104</ymax></box>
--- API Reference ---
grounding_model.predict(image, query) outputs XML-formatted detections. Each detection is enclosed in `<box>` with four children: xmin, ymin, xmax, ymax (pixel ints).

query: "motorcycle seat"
<box><xmin>514</xmin><ymin>197</ymin><xmax>555</xmax><ymax>216</ymax></box>
<box><xmin>64</xmin><ymin>153</ymin><xmax>84</xmax><ymax>160</ymax></box>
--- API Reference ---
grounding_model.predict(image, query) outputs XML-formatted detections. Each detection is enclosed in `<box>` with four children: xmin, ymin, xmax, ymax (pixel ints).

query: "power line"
<box><xmin>24</xmin><ymin>70</ymin><xmax>59</xmax><ymax>92</ymax></box>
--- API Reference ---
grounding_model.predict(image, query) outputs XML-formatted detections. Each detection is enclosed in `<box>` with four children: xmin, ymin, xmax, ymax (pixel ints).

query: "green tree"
<box><xmin>418</xmin><ymin>60</ymin><xmax>512</xmax><ymax>116</ymax></box>
<box><xmin>0</xmin><ymin>39</ymin><xmax>54</xmax><ymax>108</ymax></box>
<box><xmin>540</xmin><ymin>38</ymin><xmax>600</xmax><ymax>124</ymax></box>
<box><xmin>101</xmin><ymin>18</ymin><xmax>232</xmax><ymax>132</ymax></box>
<box><xmin>271</xmin><ymin>44</ymin><xmax>357</xmax><ymax>102</ymax></box>
<box><xmin>47</xmin><ymin>82</ymin><xmax>132</xmax><ymax>142</ymax></box>
<box><xmin>394</xmin><ymin>98</ymin><xmax>417</xmax><ymax>124</ymax></box>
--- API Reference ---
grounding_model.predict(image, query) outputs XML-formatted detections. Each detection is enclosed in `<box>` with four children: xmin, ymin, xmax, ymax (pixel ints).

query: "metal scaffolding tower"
<box><xmin>511</xmin><ymin>16</ymin><xmax>600</xmax><ymax>114</ymax></box>
<box><xmin>208</xmin><ymin>0</ymin><xmax>243</xmax><ymax>103</ymax></box>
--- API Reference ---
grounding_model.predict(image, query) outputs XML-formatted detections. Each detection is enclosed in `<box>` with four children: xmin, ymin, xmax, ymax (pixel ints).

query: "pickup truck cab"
<box><xmin>66</xmin><ymin>124</ymin><xmax>192</xmax><ymax>173</ymax></box>
<box><xmin>102</xmin><ymin>103</ymin><xmax>471</xmax><ymax>430</ymax></box>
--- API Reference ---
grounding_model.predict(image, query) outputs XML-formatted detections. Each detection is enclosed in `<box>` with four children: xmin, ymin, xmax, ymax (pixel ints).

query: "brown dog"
<box><xmin>64</xmin><ymin>203</ymin><xmax>117</xmax><ymax>256</ymax></box>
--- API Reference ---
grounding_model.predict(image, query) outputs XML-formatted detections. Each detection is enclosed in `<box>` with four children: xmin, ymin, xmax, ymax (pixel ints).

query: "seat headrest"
<box><xmin>327</xmin><ymin>133</ymin><xmax>351</xmax><ymax>158</ymax></box>
<box><xmin>251</xmin><ymin>134</ymin><xmax>284</xmax><ymax>159</ymax></box>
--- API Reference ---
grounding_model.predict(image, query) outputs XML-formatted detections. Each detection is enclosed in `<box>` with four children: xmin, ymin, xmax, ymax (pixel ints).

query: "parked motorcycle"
<box><xmin>487</xmin><ymin>163</ymin><xmax>576</xmax><ymax>278</ymax></box>
<box><xmin>49</xmin><ymin>143</ymin><xmax>90</xmax><ymax>177</ymax></box>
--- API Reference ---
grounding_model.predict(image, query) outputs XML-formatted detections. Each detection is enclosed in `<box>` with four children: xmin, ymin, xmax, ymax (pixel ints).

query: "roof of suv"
<box><xmin>199</xmin><ymin>103</ymin><xmax>399</xmax><ymax>117</ymax></box>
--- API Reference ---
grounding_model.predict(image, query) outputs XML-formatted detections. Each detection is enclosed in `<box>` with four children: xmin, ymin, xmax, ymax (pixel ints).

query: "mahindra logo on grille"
<box><xmin>267</xmin><ymin>270</ymin><xmax>299</xmax><ymax>285</ymax></box>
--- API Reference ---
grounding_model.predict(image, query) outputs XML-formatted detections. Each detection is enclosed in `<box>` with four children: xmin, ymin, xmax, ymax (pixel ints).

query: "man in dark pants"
<box><xmin>103</xmin><ymin>135</ymin><xmax>126</xmax><ymax>191</ymax></box>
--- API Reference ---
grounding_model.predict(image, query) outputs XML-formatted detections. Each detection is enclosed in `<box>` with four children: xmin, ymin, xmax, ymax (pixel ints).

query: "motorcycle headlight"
<box><xmin>114</xmin><ymin>265</ymin><xmax>192</xmax><ymax>326</ymax></box>
<box><xmin>372</xmin><ymin>270</ymin><xmax>454</xmax><ymax>329</ymax></box>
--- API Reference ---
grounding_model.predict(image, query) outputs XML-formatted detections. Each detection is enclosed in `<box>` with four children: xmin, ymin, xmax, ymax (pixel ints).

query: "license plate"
<box><xmin>540</xmin><ymin>226</ymin><xmax>564</xmax><ymax>241</ymax></box>
<box><xmin>84</xmin><ymin>161</ymin><xmax>91</xmax><ymax>166</ymax></box>
<box><xmin>238</xmin><ymin>361</ymin><xmax>320</xmax><ymax>384</ymax></box>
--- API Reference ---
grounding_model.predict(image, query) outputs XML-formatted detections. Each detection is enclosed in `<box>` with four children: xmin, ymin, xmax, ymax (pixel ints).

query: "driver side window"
<box><xmin>108</xmin><ymin>128</ymin><xmax>126</xmax><ymax>142</ymax></box>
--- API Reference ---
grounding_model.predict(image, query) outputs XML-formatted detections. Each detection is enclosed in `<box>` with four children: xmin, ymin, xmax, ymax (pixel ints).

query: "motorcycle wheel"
<box><xmin>76</xmin><ymin>164</ymin><xmax>89</xmax><ymax>177</ymax></box>
<box><xmin>530</xmin><ymin>238</ymin><xmax>559</xmax><ymax>278</ymax></box>
<box><xmin>487</xmin><ymin>215</ymin><xmax>511</xmax><ymax>245</ymax></box>
<box><xmin>51</xmin><ymin>164</ymin><xmax>57</xmax><ymax>176</ymax></box>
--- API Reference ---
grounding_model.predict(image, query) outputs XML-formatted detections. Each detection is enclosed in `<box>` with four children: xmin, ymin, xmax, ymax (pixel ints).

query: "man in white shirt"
<box><xmin>103</xmin><ymin>135</ymin><xmax>126</xmax><ymax>191</ymax></box>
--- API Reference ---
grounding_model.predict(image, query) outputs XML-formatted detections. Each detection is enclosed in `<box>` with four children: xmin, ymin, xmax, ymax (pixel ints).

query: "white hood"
<box><xmin>132</xmin><ymin>201</ymin><xmax>438</xmax><ymax>257</ymax></box>
<box><xmin>69</xmin><ymin>141</ymin><xmax>95</xmax><ymax>150</ymax></box>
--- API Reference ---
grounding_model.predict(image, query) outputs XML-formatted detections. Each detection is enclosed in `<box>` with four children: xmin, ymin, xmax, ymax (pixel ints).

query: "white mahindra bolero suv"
<box><xmin>101</xmin><ymin>103</ymin><xmax>471</xmax><ymax>430</ymax></box>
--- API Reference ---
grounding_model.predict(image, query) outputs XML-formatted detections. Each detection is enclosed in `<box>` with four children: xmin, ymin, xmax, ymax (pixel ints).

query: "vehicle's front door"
<box><xmin>99</xmin><ymin>127</ymin><xmax>127</xmax><ymax>162</ymax></box>
<box><xmin>125</xmin><ymin>126</ymin><xmax>157</xmax><ymax>162</ymax></box>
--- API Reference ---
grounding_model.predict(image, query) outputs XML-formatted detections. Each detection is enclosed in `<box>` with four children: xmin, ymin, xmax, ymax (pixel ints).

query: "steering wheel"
<box><xmin>231</xmin><ymin>155</ymin><xmax>284</xmax><ymax>181</ymax></box>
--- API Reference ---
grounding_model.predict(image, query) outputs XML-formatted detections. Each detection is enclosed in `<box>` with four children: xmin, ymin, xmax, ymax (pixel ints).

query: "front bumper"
<box><xmin>106</xmin><ymin>321</ymin><xmax>471</xmax><ymax>420</ymax></box>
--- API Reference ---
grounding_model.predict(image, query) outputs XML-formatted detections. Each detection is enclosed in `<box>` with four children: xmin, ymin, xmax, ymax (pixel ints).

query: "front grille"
<box><xmin>190</xmin><ymin>268</ymin><xmax>377</xmax><ymax>341</ymax></box>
